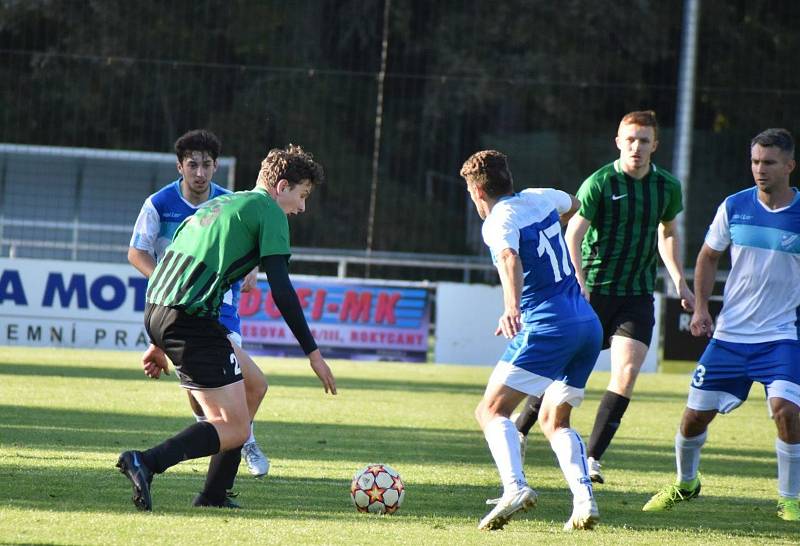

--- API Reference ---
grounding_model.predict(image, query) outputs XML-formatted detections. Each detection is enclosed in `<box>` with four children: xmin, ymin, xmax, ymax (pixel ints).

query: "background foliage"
<box><xmin>1</xmin><ymin>0</ymin><xmax>798</xmax><ymax>262</ymax></box>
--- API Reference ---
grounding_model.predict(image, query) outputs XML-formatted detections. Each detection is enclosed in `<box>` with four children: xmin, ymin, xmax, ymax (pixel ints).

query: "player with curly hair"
<box><xmin>117</xmin><ymin>143</ymin><xmax>336</xmax><ymax>511</ymax></box>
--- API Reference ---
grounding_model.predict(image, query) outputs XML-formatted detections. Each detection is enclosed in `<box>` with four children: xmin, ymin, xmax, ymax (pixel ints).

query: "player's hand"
<box><xmin>241</xmin><ymin>268</ymin><xmax>259</xmax><ymax>292</ymax></box>
<box><xmin>308</xmin><ymin>349</ymin><xmax>337</xmax><ymax>395</ymax></box>
<box><xmin>677</xmin><ymin>280</ymin><xmax>695</xmax><ymax>312</ymax></box>
<box><xmin>495</xmin><ymin>307</ymin><xmax>522</xmax><ymax>339</ymax></box>
<box><xmin>576</xmin><ymin>278</ymin><xmax>590</xmax><ymax>302</ymax></box>
<box><xmin>690</xmin><ymin>309</ymin><xmax>713</xmax><ymax>338</ymax></box>
<box><xmin>142</xmin><ymin>343</ymin><xmax>170</xmax><ymax>379</ymax></box>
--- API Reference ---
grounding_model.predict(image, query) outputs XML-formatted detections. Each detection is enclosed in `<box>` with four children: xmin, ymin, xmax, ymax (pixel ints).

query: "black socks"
<box><xmin>142</xmin><ymin>421</ymin><xmax>221</xmax><ymax>474</ymax></box>
<box><xmin>515</xmin><ymin>395</ymin><xmax>543</xmax><ymax>435</ymax></box>
<box><xmin>587</xmin><ymin>390</ymin><xmax>630</xmax><ymax>460</ymax></box>
<box><xmin>201</xmin><ymin>447</ymin><xmax>243</xmax><ymax>504</ymax></box>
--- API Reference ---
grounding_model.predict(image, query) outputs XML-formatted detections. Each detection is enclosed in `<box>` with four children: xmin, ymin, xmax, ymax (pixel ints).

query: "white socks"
<box><xmin>675</xmin><ymin>431</ymin><xmax>800</xmax><ymax>499</ymax></box>
<box><xmin>484</xmin><ymin>416</ymin><xmax>527</xmax><ymax>493</ymax></box>
<box><xmin>776</xmin><ymin>438</ymin><xmax>800</xmax><ymax>500</ymax></box>
<box><xmin>675</xmin><ymin>429</ymin><xmax>706</xmax><ymax>484</ymax></box>
<box><xmin>549</xmin><ymin>427</ymin><xmax>594</xmax><ymax>505</ymax></box>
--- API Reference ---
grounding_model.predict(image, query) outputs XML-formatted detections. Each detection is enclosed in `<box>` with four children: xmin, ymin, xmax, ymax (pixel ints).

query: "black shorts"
<box><xmin>144</xmin><ymin>303</ymin><xmax>242</xmax><ymax>389</ymax></box>
<box><xmin>588</xmin><ymin>293</ymin><xmax>655</xmax><ymax>350</ymax></box>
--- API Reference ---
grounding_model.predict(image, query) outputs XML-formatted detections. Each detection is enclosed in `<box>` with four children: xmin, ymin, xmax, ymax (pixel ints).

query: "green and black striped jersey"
<box><xmin>146</xmin><ymin>187</ymin><xmax>290</xmax><ymax>317</ymax></box>
<box><xmin>576</xmin><ymin>160</ymin><xmax>683</xmax><ymax>296</ymax></box>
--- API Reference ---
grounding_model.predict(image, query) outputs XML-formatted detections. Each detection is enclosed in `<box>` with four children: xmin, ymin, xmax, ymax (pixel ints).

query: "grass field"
<box><xmin>0</xmin><ymin>347</ymin><xmax>796</xmax><ymax>545</ymax></box>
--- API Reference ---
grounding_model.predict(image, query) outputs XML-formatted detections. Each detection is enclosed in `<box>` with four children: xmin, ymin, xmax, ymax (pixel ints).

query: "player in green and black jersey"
<box><xmin>117</xmin><ymin>145</ymin><xmax>337</xmax><ymax>512</ymax></box>
<box><xmin>511</xmin><ymin>111</ymin><xmax>695</xmax><ymax>484</ymax></box>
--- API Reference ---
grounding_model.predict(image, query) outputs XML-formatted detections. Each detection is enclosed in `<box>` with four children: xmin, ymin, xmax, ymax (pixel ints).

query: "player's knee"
<box><xmin>539</xmin><ymin>411</ymin><xmax>567</xmax><ymax>439</ymax></box>
<box><xmin>212</xmin><ymin>415</ymin><xmax>251</xmax><ymax>449</ymax></box>
<box><xmin>539</xmin><ymin>419</ymin><xmax>556</xmax><ymax>439</ymax></box>
<box><xmin>772</xmin><ymin>402</ymin><xmax>800</xmax><ymax>429</ymax></box>
<box><xmin>617</xmin><ymin>364</ymin><xmax>640</xmax><ymax>383</ymax></box>
<box><xmin>474</xmin><ymin>402</ymin><xmax>485</xmax><ymax>424</ymax></box>
<box><xmin>231</xmin><ymin>421</ymin><xmax>251</xmax><ymax>446</ymax></box>
<box><xmin>251</xmin><ymin>376</ymin><xmax>268</xmax><ymax>401</ymax></box>
<box><xmin>681</xmin><ymin>408</ymin><xmax>713</xmax><ymax>437</ymax></box>
<box><xmin>475</xmin><ymin>400</ymin><xmax>498</xmax><ymax>428</ymax></box>
<box><xmin>244</xmin><ymin>370</ymin><xmax>268</xmax><ymax>401</ymax></box>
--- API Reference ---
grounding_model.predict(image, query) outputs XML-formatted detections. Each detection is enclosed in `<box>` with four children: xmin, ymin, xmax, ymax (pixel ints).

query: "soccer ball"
<box><xmin>350</xmin><ymin>463</ymin><xmax>405</xmax><ymax>514</ymax></box>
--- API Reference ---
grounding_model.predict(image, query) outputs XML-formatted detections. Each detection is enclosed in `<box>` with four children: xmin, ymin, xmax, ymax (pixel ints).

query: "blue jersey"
<box><xmin>129</xmin><ymin>179</ymin><xmax>242</xmax><ymax>334</ymax></box>
<box><xmin>482</xmin><ymin>188</ymin><xmax>596</xmax><ymax>329</ymax></box>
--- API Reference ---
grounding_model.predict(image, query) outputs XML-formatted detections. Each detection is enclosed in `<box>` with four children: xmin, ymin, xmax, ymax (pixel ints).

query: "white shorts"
<box><xmin>687</xmin><ymin>379</ymin><xmax>800</xmax><ymax>416</ymax></box>
<box><xmin>488</xmin><ymin>360</ymin><xmax>585</xmax><ymax>407</ymax></box>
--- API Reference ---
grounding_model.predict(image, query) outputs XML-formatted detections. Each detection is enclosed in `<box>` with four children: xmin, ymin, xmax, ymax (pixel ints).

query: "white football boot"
<box><xmin>242</xmin><ymin>440</ymin><xmax>270</xmax><ymax>477</ymax></box>
<box><xmin>478</xmin><ymin>486</ymin><xmax>537</xmax><ymax>530</ymax></box>
<box><xmin>587</xmin><ymin>457</ymin><xmax>604</xmax><ymax>484</ymax></box>
<box><xmin>563</xmin><ymin>497</ymin><xmax>600</xmax><ymax>531</ymax></box>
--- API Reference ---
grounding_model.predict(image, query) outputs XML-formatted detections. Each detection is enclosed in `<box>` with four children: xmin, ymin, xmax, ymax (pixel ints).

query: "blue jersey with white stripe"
<box><xmin>130</xmin><ymin>179</ymin><xmax>242</xmax><ymax>334</ymax></box>
<box><xmin>482</xmin><ymin>189</ymin><xmax>597</xmax><ymax>329</ymax></box>
<box><xmin>705</xmin><ymin>186</ymin><xmax>800</xmax><ymax>342</ymax></box>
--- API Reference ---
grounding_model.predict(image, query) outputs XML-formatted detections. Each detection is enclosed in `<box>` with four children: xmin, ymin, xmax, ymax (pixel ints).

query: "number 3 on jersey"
<box><xmin>230</xmin><ymin>352</ymin><xmax>242</xmax><ymax>376</ymax></box>
<box><xmin>691</xmin><ymin>364</ymin><xmax>706</xmax><ymax>387</ymax></box>
<box><xmin>537</xmin><ymin>223</ymin><xmax>572</xmax><ymax>281</ymax></box>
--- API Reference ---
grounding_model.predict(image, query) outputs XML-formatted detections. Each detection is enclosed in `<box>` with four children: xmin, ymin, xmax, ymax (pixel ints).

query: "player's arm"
<box><xmin>241</xmin><ymin>267</ymin><xmax>259</xmax><ymax>292</ymax></box>
<box><xmin>128</xmin><ymin>201</ymin><xmax>159</xmax><ymax>278</ymax></box>
<box><xmin>141</xmin><ymin>343</ymin><xmax>169</xmax><ymax>378</ymax></box>
<box><xmin>128</xmin><ymin>247</ymin><xmax>157</xmax><ymax>277</ymax></box>
<box><xmin>658</xmin><ymin>219</ymin><xmax>695</xmax><ymax>312</ymax></box>
<box><xmin>495</xmin><ymin>247</ymin><xmax>523</xmax><ymax>339</ymax></box>
<box><xmin>559</xmin><ymin>194</ymin><xmax>581</xmax><ymax>226</ymax></box>
<box><xmin>261</xmin><ymin>254</ymin><xmax>337</xmax><ymax>395</ymax></box>
<box><xmin>128</xmin><ymin>200</ymin><xmax>168</xmax><ymax>377</ymax></box>
<box><xmin>565</xmin><ymin>214</ymin><xmax>590</xmax><ymax>298</ymax></box>
<box><xmin>130</xmin><ymin>245</ymin><xmax>162</xmax><ymax>375</ymax></box>
<box><xmin>690</xmin><ymin>244</ymin><xmax>723</xmax><ymax>338</ymax></box>
<box><xmin>526</xmin><ymin>188</ymin><xmax>579</xmax><ymax>226</ymax></box>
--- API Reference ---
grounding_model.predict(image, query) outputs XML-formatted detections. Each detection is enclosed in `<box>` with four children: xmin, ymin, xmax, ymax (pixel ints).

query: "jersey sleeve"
<box><xmin>523</xmin><ymin>188</ymin><xmax>572</xmax><ymax>214</ymax></box>
<box><xmin>704</xmin><ymin>200</ymin><xmax>730</xmax><ymax>251</ymax></box>
<box><xmin>575</xmin><ymin>172</ymin><xmax>604</xmax><ymax>221</ymax></box>
<box><xmin>481</xmin><ymin>210</ymin><xmax>519</xmax><ymax>263</ymax></box>
<box><xmin>661</xmin><ymin>180</ymin><xmax>685</xmax><ymax>222</ymax></box>
<box><xmin>129</xmin><ymin>197</ymin><xmax>159</xmax><ymax>255</ymax></box>
<box><xmin>258</xmin><ymin>202</ymin><xmax>292</xmax><ymax>258</ymax></box>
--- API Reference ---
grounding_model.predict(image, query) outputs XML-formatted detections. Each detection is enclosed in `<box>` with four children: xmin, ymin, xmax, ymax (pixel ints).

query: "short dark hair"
<box><xmin>459</xmin><ymin>150</ymin><xmax>513</xmax><ymax>198</ymax></box>
<box><xmin>620</xmin><ymin>110</ymin><xmax>659</xmax><ymax>140</ymax></box>
<box><xmin>174</xmin><ymin>129</ymin><xmax>222</xmax><ymax>162</ymax></box>
<box><xmin>750</xmin><ymin>128</ymin><xmax>795</xmax><ymax>158</ymax></box>
<box><xmin>257</xmin><ymin>144</ymin><xmax>325</xmax><ymax>190</ymax></box>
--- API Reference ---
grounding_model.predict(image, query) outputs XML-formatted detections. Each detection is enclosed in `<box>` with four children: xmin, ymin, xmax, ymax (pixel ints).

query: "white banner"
<box><xmin>0</xmin><ymin>257</ymin><xmax>150</xmax><ymax>350</ymax></box>
<box><xmin>434</xmin><ymin>281</ymin><xmax>660</xmax><ymax>372</ymax></box>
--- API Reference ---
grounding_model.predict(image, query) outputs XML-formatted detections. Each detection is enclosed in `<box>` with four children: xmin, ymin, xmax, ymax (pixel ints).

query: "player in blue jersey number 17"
<box><xmin>460</xmin><ymin>150</ymin><xmax>602</xmax><ymax>532</ymax></box>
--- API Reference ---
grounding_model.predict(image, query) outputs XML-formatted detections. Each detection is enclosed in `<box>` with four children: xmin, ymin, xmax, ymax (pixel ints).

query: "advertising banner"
<box><xmin>0</xmin><ymin>257</ymin><xmax>150</xmax><ymax>350</ymax></box>
<box><xmin>0</xmin><ymin>258</ymin><xmax>431</xmax><ymax>362</ymax></box>
<box><xmin>239</xmin><ymin>278</ymin><xmax>431</xmax><ymax>362</ymax></box>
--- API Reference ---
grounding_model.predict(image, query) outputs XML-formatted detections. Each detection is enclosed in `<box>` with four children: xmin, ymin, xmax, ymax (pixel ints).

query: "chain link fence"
<box><xmin>1</xmin><ymin>0</ymin><xmax>798</xmax><ymax>280</ymax></box>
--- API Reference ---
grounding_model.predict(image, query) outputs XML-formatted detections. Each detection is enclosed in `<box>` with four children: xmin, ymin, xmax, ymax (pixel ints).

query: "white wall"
<box><xmin>434</xmin><ymin>281</ymin><xmax>660</xmax><ymax>372</ymax></box>
<box><xmin>434</xmin><ymin>282</ymin><xmax>507</xmax><ymax>366</ymax></box>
